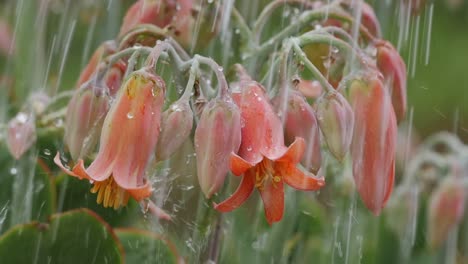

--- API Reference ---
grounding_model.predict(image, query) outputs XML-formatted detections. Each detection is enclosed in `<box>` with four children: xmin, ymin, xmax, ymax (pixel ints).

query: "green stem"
<box><xmin>194</xmin><ymin>55</ymin><xmax>229</xmax><ymax>99</ymax></box>
<box><xmin>290</xmin><ymin>39</ymin><xmax>334</xmax><ymax>93</ymax></box>
<box><xmin>231</xmin><ymin>7</ymin><xmax>253</xmax><ymax>42</ymax></box>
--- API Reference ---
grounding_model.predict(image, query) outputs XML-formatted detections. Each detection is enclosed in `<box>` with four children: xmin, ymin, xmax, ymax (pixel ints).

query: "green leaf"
<box><xmin>0</xmin><ymin>209</ymin><xmax>123</xmax><ymax>263</ymax></box>
<box><xmin>116</xmin><ymin>228</ymin><xmax>179</xmax><ymax>264</ymax></box>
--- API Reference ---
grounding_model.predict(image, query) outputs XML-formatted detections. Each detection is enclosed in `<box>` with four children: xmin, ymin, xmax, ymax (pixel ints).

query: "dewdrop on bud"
<box><xmin>195</xmin><ymin>96</ymin><xmax>241</xmax><ymax>198</ymax></box>
<box><xmin>316</xmin><ymin>91</ymin><xmax>354</xmax><ymax>161</ymax></box>
<box><xmin>156</xmin><ymin>98</ymin><xmax>194</xmax><ymax>161</ymax></box>
<box><xmin>283</xmin><ymin>90</ymin><xmax>321</xmax><ymax>173</ymax></box>
<box><xmin>6</xmin><ymin>111</ymin><xmax>36</xmax><ymax>159</ymax></box>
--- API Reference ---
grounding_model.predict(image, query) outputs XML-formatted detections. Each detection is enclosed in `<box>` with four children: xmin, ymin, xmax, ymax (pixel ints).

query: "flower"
<box><xmin>6</xmin><ymin>111</ymin><xmax>36</xmax><ymax>159</ymax></box>
<box><xmin>214</xmin><ymin>81</ymin><xmax>325</xmax><ymax>225</ymax></box>
<box><xmin>376</xmin><ymin>40</ymin><xmax>407</xmax><ymax>121</ymax></box>
<box><xmin>195</xmin><ymin>95</ymin><xmax>242</xmax><ymax>198</ymax></box>
<box><xmin>349</xmin><ymin>74</ymin><xmax>397</xmax><ymax>215</ymax></box>
<box><xmin>55</xmin><ymin>70</ymin><xmax>166</xmax><ymax>211</ymax></box>
<box><xmin>316</xmin><ymin>91</ymin><xmax>354</xmax><ymax>161</ymax></box>
<box><xmin>77</xmin><ymin>41</ymin><xmax>117</xmax><ymax>87</ymax></box>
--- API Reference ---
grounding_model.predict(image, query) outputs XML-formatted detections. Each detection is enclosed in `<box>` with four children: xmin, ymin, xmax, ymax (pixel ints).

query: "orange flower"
<box><xmin>55</xmin><ymin>70</ymin><xmax>166</xmax><ymax>213</ymax></box>
<box><xmin>214</xmin><ymin>81</ymin><xmax>325</xmax><ymax>225</ymax></box>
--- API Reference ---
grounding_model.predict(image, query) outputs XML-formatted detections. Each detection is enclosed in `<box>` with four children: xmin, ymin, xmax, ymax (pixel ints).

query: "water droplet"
<box><xmin>247</xmin><ymin>146</ymin><xmax>252</xmax><ymax>151</ymax></box>
<box><xmin>43</xmin><ymin>149</ymin><xmax>51</xmax><ymax>156</ymax></box>
<box><xmin>10</xmin><ymin>167</ymin><xmax>17</xmax><ymax>175</ymax></box>
<box><xmin>127</xmin><ymin>112</ymin><xmax>134</xmax><ymax>119</ymax></box>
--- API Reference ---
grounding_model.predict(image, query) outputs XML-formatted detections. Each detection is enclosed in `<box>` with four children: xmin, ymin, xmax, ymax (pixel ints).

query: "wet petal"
<box><xmin>275</xmin><ymin>137</ymin><xmax>305</xmax><ymax>164</ymax></box>
<box><xmin>126</xmin><ymin>180</ymin><xmax>153</xmax><ymax>201</ymax></box>
<box><xmin>258</xmin><ymin>178</ymin><xmax>284</xmax><ymax>225</ymax></box>
<box><xmin>53</xmin><ymin>152</ymin><xmax>84</xmax><ymax>179</ymax></box>
<box><xmin>230</xmin><ymin>152</ymin><xmax>255</xmax><ymax>176</ymax></box>
<box><xmin>281</xmin><ymin>163</ymin><xmax>325</xmax><ymax>191</ymax></box>
<box><xmin>214</xmin><ymin>172</ymin><xmax>255</xmax><ymax>212</ymax></box>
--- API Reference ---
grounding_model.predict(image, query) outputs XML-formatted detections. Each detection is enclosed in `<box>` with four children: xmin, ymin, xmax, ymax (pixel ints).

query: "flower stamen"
<box><xmin>90</xmin><ymin>177</ymin><xmax>130</xmax><ymax>209</ymax></box>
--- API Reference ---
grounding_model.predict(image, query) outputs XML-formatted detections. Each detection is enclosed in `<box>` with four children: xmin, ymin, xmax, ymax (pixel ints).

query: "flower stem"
<box><xmin>194</xmin><ymin>55</ymin><xmax>229</xmax><ymax>99</ymax></box>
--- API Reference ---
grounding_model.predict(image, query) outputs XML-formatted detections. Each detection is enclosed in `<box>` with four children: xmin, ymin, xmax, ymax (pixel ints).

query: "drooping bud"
<box><xmin>297</xmin><ymin>79</ymin><xmax>322</xmax><ymax>99</ymax></box>
<box><xmin>6</xmin><ymin>111</ymin><xmax>36</xmax><ymax>159</ymax></box>
<box><xmin>104</xmin><ymin>61</ymin><xmax>126</xmax><ymax>96</ymax></box>
<box><xmin>77</xmin><ymin>41</ymin><xmax>117</xmax><ymax>87</ymax></box>
<box><xmin>376</xmin><ymin>40</ymin><xmax>407</xmax><ymax>121</ymax></box>
<box><xmin>349</xmin><ymin>74</ymin><xmax>397</xmax><ymax>215</ymax></box>
<box><xmin>316</xmin><ymin>91</ymin><xmax>354</xmax><ymax>161</ymax></box>
<box><xmin>118</xmin><ymin>0</ymin><xmax>178</xmax><ymax>37</ymax></box>
<box><xmin>28</xmin><ymin>91</ymin><xmax>51</xmax><ymax>115</ymax></box>
<box><xmin>156</xmin><ymin>98</ymin><xmax>193</xmax><ymax>161</ymax></box>
<box><xmin>360</xmin><ymin>1</ymin><xmax>381</xmax><ymax>37</ymax></box>
<box><xmin>428</xmin><ymin>176</ymin><xmax>465</xmax><ymax>249</ymax></box>
<box><xmin>195</xmin><ymin>96</ymin><xmax>241</xmax><ymax>198</ymax></box>
<box><xmin>64</xmin><ymin>83</ymin><xmax>109</xmax><ymax>161</ymax></box>
<box><xmin>283</xmin><ymin>90</ymin><xmax>321</xmax><ymax>173</ymax></box>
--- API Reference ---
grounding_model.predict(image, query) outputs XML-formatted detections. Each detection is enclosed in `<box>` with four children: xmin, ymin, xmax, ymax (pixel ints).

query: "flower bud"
<box><xmin>297</xmin><ymin>79</ymin><xmax>322</xmax><ymax>99</ymax></box>
<box><xmin>195</xmin><ymin>96</ymin><xmax>241</xmax><ymax>198</ymax></box>
<box><xmin>360</xmin><ymin>1</ymin><xmax>381</xmax><ymax>37</ymax></box>
<box><xmin>6</xmin><ymin>111</ymin><xmax>36</xmax><ymax>159</ymax></box>
<box><xmin>77</xmin><ymin>41</ymin><xmax>117</xmax><ymax>87</ymax></box>
<box><xmin>0</xmin><ymin>18</ymin><xmax>14</xmax><ymax>56</ymax></box>
<box><xmin>376</xmin><ymin>40</ymin><xmax>407</xmax><ymax>122</ymax></box>
<box><xmin>316</xmin><ymin>91</ymin><xmax>354</xmax><ymax>161</ymax></box>
<box><xmin>349</xmin><ymin>75</ymin><xmax>397</xmax><ymax>215</ymax></box>
<box><xmin>156</xmin><ymin>98</ymin><xmax>193</xmax><ymax>161</ymax></box>
<box><xmin>283</xmin><ymin>90</ymin><xmax>321</xmax><ymax>173</ymax></box>
<box><xmin>428</xmin><ymin>177</ymin><xmax>465</xmax><ymax>249</ymax></box>
<box><xmin>64</xmin><ymin>83</ymin><xmax>109</xmax><ymax>161</ymax></box>
<box><xmin>118</xmin><ymin>0</ymin><xmax>178</xmax><ymax>37</ymax></box>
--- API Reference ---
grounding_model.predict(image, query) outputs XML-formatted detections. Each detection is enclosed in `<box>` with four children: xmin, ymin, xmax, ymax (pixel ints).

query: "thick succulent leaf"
<box><xmin>0</xmin><ymin>209</ymin><xmax>122</xmax><ymax>263</ymax></box>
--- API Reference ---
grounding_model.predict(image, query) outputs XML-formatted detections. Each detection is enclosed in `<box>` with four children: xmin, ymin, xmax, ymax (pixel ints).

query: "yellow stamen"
<box><xmin>91</xmin><ymin>177</ymin><xmax>131</xmax><ymax>209</ymax></box>
<box><xmin>254</xmin><ymin>159</ymin><xmax>282</xmax><ymax>190</ymax></box>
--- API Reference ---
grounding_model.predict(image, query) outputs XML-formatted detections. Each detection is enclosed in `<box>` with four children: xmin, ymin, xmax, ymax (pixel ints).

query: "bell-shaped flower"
<box><xmin>316</xmin><ymin>91</ymin><xmax>354</xmax><ymax>161</ymax></box>
<box><xmin>156</xmin><ymin>96</ymin><xmax>194</xmax><ymax>161</ymax></box>
<box><xmin>283</xmin><ymin>89</ymin><xmax>322</xmax><ymax>173</ymax></box>
<box><xmin>428</xmin><ymin>176</ymin><xmax>465</xmax><ymax>249</ymax></box>
<box><xmin>214</xmin><ymin>81</ymin><xmax>325</xmax><ymax>225</ymax></box>
<box><xmin>376</xmin><ymin>40</ymin><xmax>407</xmax><ymax>121</ymax></box>
<box><xmin>349</xmin><ymin>74</ymin><xmax>397</xmax><ymax>215</ymax></box>
<box><xmin>195</xmin><ymin>94</ymin><xmax>242</xmax><ymax>199</ymax></box>
<box><xmin>64</xmin><ymin>82</ymin><xmax>110</xmax><ymax>161</ymax></box>
<box><xmin>6</xmin><ymin>111</ymin><xmax>36</xmax><ymax>159</ymax></box>
<box><xmin>55</xmin><ymin>69</ymin><xmax>166</xmax><ymax>210</ymax></box>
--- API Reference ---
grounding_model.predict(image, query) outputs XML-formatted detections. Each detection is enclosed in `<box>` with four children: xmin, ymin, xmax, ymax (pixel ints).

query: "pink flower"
<box><xmin>215</xmin><ymin>80</ymin><xmax>325</xmax><ymax>225</ymax></box>
<box><xmin>195</xmin><ymin>95</ymin><xmax>241</xmax><ymax>198</ymax></box>
<box><xmin>55</xmin><ymin>70</ymin><xmax>166</xmax><ymax>210</ymax></box>
<box><xmin>6</xmin><ymin>112</ymin><xmax>36</xmax><ymax>159</ymax></box>
<box><xmin>349</xmin><ymin>74</ymin><xmax>397</xmax><ymax>215</ymax></box>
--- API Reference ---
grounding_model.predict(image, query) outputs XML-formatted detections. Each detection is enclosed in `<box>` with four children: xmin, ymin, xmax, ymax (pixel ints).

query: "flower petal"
<box><xmin>281</xmin><ymin>163</ymin><xmax>325</xmax><ymax>191</ymax></box>
<box><xmin>141</xmin><ymin>200</ymin><xmax>171</xmax><ymax>221</ymax></box>
<box><xmin>258</xmin><ymin>177</ymin><xmax>284</xmax><ymax>225</ymax></box>
<box><xmin>214</xmin><ymin>172</ymin><xmax>255</xmax><ymax>212</ymax></box>
<box><xmin>126</xmin><ymin>179</ymin><xmax>153</xmax><ymax>201</ymax></box>
<box><xmin>53</xmin><ymin>152</ymin><xmax>91</xmax><ymax>180</ymax></box>
<box><xmin>230</xmin><ymin>152</ymin><xmax>255</xmax><ymax>176</ymax></box>
<box><xmin>275</xmin><ymin>137</ymin><xmax>305</xmax><ymax>164</ymax></box>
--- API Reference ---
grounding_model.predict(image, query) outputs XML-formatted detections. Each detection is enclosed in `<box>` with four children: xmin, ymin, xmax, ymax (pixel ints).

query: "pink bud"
<box><xmin>360</xmin><ymin>1</ymin><xmax>381</xmax><ymax>37</ymax></box>
<box><xmin>349</xmin><ymin>75</ymin><xmax>397</xmax><ymax>215</ymax></box>
<box><xmin>283</xmin><ymin>90</ymin><xmax>321</xmax><ymax>173</ymax></box>
<box><xmin>195</xmin><ymin>96</ymin><xmax>241</xmax><ymax>198</ymax></box>
<box><xmin>77</xmin><ymin>41</ymin><xmax>117</xmax><ymax>88</ymax></box>
<box><xmin>118</xmin><ymin>0</ymin><xmax>178</xmax><ymax>38</ymax></box>
<box><xmin>104</xmin><ymin>61</ymin><xmax>126</xmax><ymax>96</ymax></box>
<box><xmin>0</xmin><ymin>18</ymin><xmax>14</xmax><ymax>56</ymax></box>
<box><xmin>316</xmin><ymin>91</ymin><xmax>354</xmax><ymax>161</ymax></box>
<box><xmin>64</xmin><ymin>84</ymin><xmax>109</xmax><ymax>161</ymax></box>
<box><xmin>6</xmin><ymin>112</ymin><xmax>36</xmax><ymax>159</ymax></box>
<box><xmin>376</xmin><ymin>40</ymin><xmax>407</xmax><ymax>122</ymax></box>
<box><xmin>156</xmin><ymin>98</ymin><xmax>193</xmax><ymax>161</ymax></box>
<box><xmin>428</xmin><ymin>177</ymin><xmax>465</xmax><ymax>249</ymax></box>
<box><xmin>297</xmin><ymin>79</ymin><xmax>322</xmax><ymax>99</ymax></box>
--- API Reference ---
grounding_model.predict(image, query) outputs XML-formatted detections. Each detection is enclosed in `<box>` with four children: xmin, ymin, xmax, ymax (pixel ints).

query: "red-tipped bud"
<box><xmin>376</xmin><ymin>40</ymin><xmax>407</xmax><ymax>122</ymax></box>
<box><xmin>283</xmin><ymin>90</ymin><xmax>321</xmax><ymax>173</ymax></box>
<box><xmin>360</xmin><ymin>1</ymin><xmax>381</xmax><ymax>37</ymax></box>
<box><xmin>349</xmin><ymin>75</ymin><xmax>397</xmax><ymax>215</ymax></box>
<box><xmin>316</xmin><ymin>91</ymin><xmax>354</xmax><ymax>161</ymax></box>
<box><xmin>64</xmin><ymin>84</ymin><xmax>109</xmax><ymax>161</ymax></box>
<box><xmin>195</xmin><ymin>96</ymin><xmax>241</xmax><ymax>198</ymax></box>
<box><xmin>6</xmin><ymin>112</ymin><xmax>36</xmax><ymax>159</ymax></box>
<box><xmin>104</xmin><ymin>62</ymin><xmax>126</xmax><ymax>96</ymax></box>
<box><xmin>77</xmin><ymin>41</ymin><xmax>117</xmax><ymax>87</ymax></box>
<box><xmin>428</xmin><ymin>177</ymin><xmax>465</xmax><ymax>249</ymax></box>
<box><xmin>156</xmin><ymin>98</ymin><xmax>193</xmax><ymax>161</ymax></box>
<box><xmin>297</xmin><ymin>79</ymin><xmax>322</xmax><ymax>99</ymax></box>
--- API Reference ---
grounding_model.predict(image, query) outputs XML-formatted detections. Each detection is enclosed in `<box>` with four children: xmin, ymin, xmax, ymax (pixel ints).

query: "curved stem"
<box><xmin>124</xmin><ymin>50</ymin><xmax>141</xmax><ymax>79</ymax></box>
<box><xmin>317</xmin><ymin>26</ymin><xmax>357</xmax><ymax>46</ymax></box>
<box><xmin>253</xmin><ymin>0</ymin><xmax>327</xmax><ymax>44</ymax></box>
<box><xmin>290</xmin><ymin>39</ymin><xmax>334</xmax><ymax>93</ymax></box>
<box><xmin>180</xmin><ymin>60</ymin><xmax>199</xmax><ymax>101</ymax></box>
<box><xmin>194</xmin><ymin>55</ymin><xmax>229</xmax><ymax>99</ymax></box>
<box><xmin>43</xmin><ymin>90</ymin><xmax>74</xmax><ymax>112</ymax></box>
